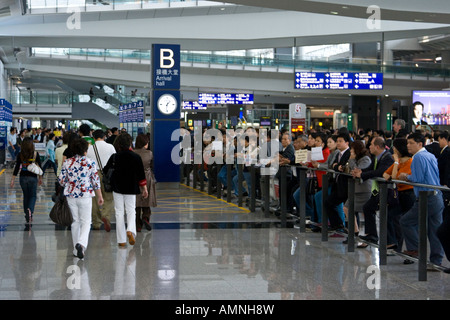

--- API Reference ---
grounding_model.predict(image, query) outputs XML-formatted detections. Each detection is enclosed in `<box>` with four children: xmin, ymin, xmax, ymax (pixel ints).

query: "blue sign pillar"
<box><xmin>151</xmin><ymin>44</ymin><xmax>181</xmax><ymax>183</ymax></box>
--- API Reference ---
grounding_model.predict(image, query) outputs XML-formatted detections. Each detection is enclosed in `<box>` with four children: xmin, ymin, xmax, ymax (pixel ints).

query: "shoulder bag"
<box><xmin>102</xmin><ymin>153</ymin><xmax>115</xmax><ymax>193</ymax></box>
<box><xmin>27</xmin><ymin>151</ymin><xmax>43</xmax><ymax>176</ymax></box>
<box><xmin>49</xmin><ymin>196</ymin><xmax>73</xmax><ymax>227</ymax></box>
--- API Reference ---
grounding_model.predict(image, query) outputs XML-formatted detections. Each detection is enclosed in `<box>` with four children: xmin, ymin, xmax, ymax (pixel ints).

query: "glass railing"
<box><xmin>25</xmin><ymin>0</ymin><xmax>228</xmax><ymax>14</ymax></box>
<box><xmin>9</xmin><ymin>89</ymin><xmax>147</xmax><ymax>115</ymax></box>
<box><xmin>31</xmin><ymin>47</ymin><xmax>450</xmax><ymax>79</ymax></box>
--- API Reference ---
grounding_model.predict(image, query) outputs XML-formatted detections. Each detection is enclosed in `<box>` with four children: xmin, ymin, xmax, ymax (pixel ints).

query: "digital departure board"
<box><xmin>182</xmin><ymin>101</ymin><xmax>207</xmax><ymax>110</ymax></box>
<box><xmin>198</xmin><ymin>93</ymin><xmax>254</xmax><ymax>105</ymax></box>
<box><xmin>295</xmin><ymin>72</ymin><xmax>383</xmax><ymax>90</ymax></box>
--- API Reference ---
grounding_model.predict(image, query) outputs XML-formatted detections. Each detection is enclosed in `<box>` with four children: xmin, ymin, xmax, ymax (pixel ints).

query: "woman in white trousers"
<box><xmin>104</xmin><ymin>133</ymin><xmax>148</xmax><ymax>247</ymax></box>
<box><xmin>59</xmin><ymin>138</ymin><xmax>103</xmax><ymax>259</ymax></box>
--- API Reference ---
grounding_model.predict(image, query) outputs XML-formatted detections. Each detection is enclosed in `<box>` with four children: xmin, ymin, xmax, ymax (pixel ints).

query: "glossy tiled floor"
<box><xmin>1</xmin><ymin>167</ymin><xmax>450</xmax><ymax>300</ymax></box>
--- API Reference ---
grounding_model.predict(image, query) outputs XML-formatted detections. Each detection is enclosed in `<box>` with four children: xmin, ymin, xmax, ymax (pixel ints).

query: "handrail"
<box><xmin>180</xmin><ymin>159</ymin><xmax>450</xmax><ymax>281</ymax></box>
<box><xmin>31</xmin><ymin>48</ymin><xmax>450</xmax><ymax>79</ymax></box>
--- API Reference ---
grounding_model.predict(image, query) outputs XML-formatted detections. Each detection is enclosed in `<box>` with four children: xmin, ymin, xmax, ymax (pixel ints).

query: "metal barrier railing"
<box><xmin>289</xmin><ymin>165</ymin><xmax>450</xmax><ymax>282</ymax></box>
<box><xmin>180</xmin><ymin>160</ymin><xmax>450</xmax><ymax>281</ymax></box>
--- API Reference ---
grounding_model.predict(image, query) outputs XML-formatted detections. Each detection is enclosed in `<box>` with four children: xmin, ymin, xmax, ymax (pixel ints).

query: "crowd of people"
<box><xmin>186</xmin><ymin>116</ymin><xmax>450</xmax><ymax>272</ymax></box>
<box><xmin>9</xmin><ymin>124</ymin><xmax>156</xmax><ymax>260</ymax></box>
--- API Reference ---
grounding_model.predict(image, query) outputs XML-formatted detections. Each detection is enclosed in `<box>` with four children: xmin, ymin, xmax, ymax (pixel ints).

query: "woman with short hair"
<box><xmin>58</xmin><ymin>138</ymin><xmax>104</xmax><ymax>259</ymax></box>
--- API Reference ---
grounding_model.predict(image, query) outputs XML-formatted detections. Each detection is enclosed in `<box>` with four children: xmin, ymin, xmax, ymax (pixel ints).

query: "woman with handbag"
<box><xmin>382</xmin><ymin>138</ymin><xmax>415</xmax><ymax>251</ymax></box>
<box><xmin>133</xmin><ymin>134</ymin><xmax>157</xmax><ymax>232</ymax></box>
<box><xmin>10</xmin><ymin>137</ymin><xmax>43</xmax><ymax>227</ymax></box>
<box><xmin>343</xmin><ymin>140</ymin><xmax>372</xmax><ymax>245</ymax></box>
<box><xmin>103</xmin><ymin>133</ymin><xmax>148</xmax><ymax>247</ymax></box>
<box><xmin>58</xmin><ymin>138</ymin><xmax>104</xmax><ymax>259</ymax></box>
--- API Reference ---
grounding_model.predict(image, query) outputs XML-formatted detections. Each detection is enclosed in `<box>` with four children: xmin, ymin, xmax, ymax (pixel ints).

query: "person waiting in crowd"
<box><xmin>103</xmin><ymin>133</ymin><xmax>148</xmax><ymax>248</ymax></box>
<box><xmin>106</xmin><ymin>127</ymin><xmax>119</xmax><ymax>145</ymax></box>
<box><xmin>425</xmin><ymin>131</ymin><xmax>441</xmax><ymax>158</ymax></box>
<box><xmin>311</xmin><ymin>134</ymin><xmax>345</xmax><ymax>230</ymax></box>
<box><xmin>58</xmin><ymin>138</ymin><xmax>103</xmax><ymax>260</ymax></box>
<box><xmin>42</xmin><ymin>133</ymin><xmax>58</xmax><ymax>176</ymax></box>
<box><xmin>231</xmin><ymin>135</ymin><xmax>258</xmax><ymax>199</ymax></box>
<box><xmin>8</xmin><ymin>127</ymin><xmax>19</xmax><ymax>167</ymax></box>
<box><xmin>293</xmin><ymin>132</ymin><xmax>329</xmax><ymax>223</ymax></box>
<box><xmin>55</xmin><ymin>132</ymin><xmax>70</xmax><ymax>177</ymax></box>
<box><xmin>272</xmin><ymin>132</ymin><xmax>295</xmax><ymax>213</ymax></box>
<box><xmin>382</xmin><ymin>138</ymin><xmax>415</xmax><ymax>252</ymax></box>
<box><xmin>437</xmin><ymin>132</ymin><xmax>450</xmax><ymax>207</ymax></box>
<box><xmin>218</xmin><ymin>129</ymin><xmax>237</xmax><ymax>196</ymax></box>
<box><xmin>10</xmin><ymin>137</ymin><xmax>43</xmax><ymax>228</ymax></box>
<box><xmin>353</xmin><ymin>137</ymin><xmax>394</xmax><ymax>246</ymax></box>
<box><xmin>133</xmin><ymin>133</ymin><xmax>157</xmax><ymax>232</ymax></box>
<box><xmin>342</xmin><ymin>140</ymin><xmax>372</xmax><ymax>245</ymax></box>
<box><xmin>86</xmin><ymin>129</ymin><xmax>116</xmax><ymax>232</ymax></box>
<box><xmin>398</xmin><ymin>132</ymin><xmax>444</xmax><ymax>266</ymax></box>
<box><xmin>392</xmin><ymin>119</ymin><xmax>406</xmax><ymax>141</ymax></box>
<box><xmin>324</xmin><ymin>132</ymin><xmax>351</xmax><ymax>232</ymax></box>
<box><xmin>79</xmin><ymin>123</ymin><xmax>95</xmax><ymax>145</ymax></box>
<box><xmin>284</xmin><ymin>134</ymin><xmax>309</xmax><ymax>216</ymax></box>
<box><xmin>17</xmin><ymin>129</ymin><xmax>26</xmax><ymax>149</ymax></box>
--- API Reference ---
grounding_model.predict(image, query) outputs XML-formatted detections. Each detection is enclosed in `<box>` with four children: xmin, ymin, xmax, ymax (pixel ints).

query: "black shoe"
<box><xmin>359</xmin><ymin>234</ymin><xmax>378</xmax><ymax>244</ymax></box>
<box><xmin>143</xmin><ymin>218</ymin><xmax>152</xmax><ymax>231</ymax></box>
<box><xmin>75</xmin><ymin>243</ymin><xmax>84</xmax><ymax>259</ymax></box>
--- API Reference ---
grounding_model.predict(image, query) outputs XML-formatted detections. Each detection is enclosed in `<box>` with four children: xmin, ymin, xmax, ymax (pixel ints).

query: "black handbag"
<box><xmin>306</xmin><ymin>171</ymin><xmax>319</xmax><ymax>195</ymax></box>
<box><xmin>387</xmin><ymin>184</ymin><xmax>400</xmax><ymax>206</ymax></box>
<box><xmin>102</xmin><ymin>154</ymin><xmax>115</xmax><ymax>193</ymax></box>
<box><xmin>49</xmin><ymin>196</ymin><xmax>73</xmax><ymax>227</ymax></box>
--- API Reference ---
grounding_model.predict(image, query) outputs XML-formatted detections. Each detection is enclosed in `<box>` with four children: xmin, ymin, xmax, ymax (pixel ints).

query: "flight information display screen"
<box><xmin>198</xmin><ymin>93</ymin><xmax>254</xmax><ymax>104</ymax></box>
<box><xmin>295</xmin><ymin>72</ymin><xmax>382</xmax><ymax>90</ymax></box>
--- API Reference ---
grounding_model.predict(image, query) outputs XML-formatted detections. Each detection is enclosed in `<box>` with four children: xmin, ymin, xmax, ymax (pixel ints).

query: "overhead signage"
<box><xmin>198</xmin><ymin>93</ymin><xmax>254</xmax><ymax>105</ymax></box>
<box><xmin>295</xmin><ymin>72</ymin><xmax>383</xmax><ymax>90</ymax></box>
<box><xmin>152</xmin><ymin>44</ymin><xmax>181</xmax><ymax>90</ymax></box>
<box><xmin>119</xmin><ymin>100</ymin><xmax>144</xmax><ymax>124</ymax></box>
<box><xmin>182</xmin><ymin>101</ymin><xmax>207</xmax><ymax>110</ymax></box>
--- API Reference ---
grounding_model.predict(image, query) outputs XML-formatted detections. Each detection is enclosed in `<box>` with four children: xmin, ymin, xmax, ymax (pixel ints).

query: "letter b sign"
<box><xmin>160</xmin><ymin>49</ymin><xmax>175</xmax><ymax>69</ymax></box>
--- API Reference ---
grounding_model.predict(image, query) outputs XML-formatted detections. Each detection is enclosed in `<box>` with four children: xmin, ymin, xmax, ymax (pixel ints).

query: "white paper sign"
<box><xmin>311</xmin><ymin>147</ymin><xmax>324</xmax><ymax>161</ymax></box>
<box><xmin>295</xmin><ymin>149</ymin><xmax>310</xmax><ymax>164</ymax></box>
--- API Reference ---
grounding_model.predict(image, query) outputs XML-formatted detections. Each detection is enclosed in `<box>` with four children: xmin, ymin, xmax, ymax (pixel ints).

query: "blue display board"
<box><xmin>295</xmin><ymin>72</ymin><xmax>383</xmax><ymax>90</ymax></box>
<box><xmin>182</xmin><ymin>101</ymin><xmax>207</xmax><ymax>110</ymax></box>
<box><xmin>151</xmin><ymin>44</ymin><xmax>181</xmax><ymax>183</ymax></box>
<box><xmin>198</xmin><ymin>93</ymin><xmax>254</xmax><ymax>105</ymax></box>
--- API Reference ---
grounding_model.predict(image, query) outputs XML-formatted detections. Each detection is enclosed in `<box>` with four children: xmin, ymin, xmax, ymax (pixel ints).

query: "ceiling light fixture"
<box><xmin>330</xmin><ymin>11</ymin><xmax>339</xmax><ymax>15</ymax></box>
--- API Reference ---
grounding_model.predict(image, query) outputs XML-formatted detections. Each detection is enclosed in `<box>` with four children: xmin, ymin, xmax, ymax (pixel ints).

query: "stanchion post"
<box><xmin>299</xmin><ymin>167</ymin><xmax>307</xmax><ymax>233</ymax></box>
<box><xmin>250</xmin><ymin>165</ymin><xmax>256</xmax><ymax>212</ymax></box>
<box><xmin>280</xmin><ymin>165</ymin><xmax>287</xmax><ymax>228</ymax></box>
<box><xmin>207</xmin><ymin>165</ymin><xmax>212</xmax><ymax>195</ymax></box>
<box><xmin>192</xmin><ymin>162</ymin><xmax>198</xmax><ymax>189</ymax></box>
<box><xmin>347</xmin><ymin>178</ymin><xmax>355</xmax><ymax>252</ymax></box>
<box><xmin>200</xmin><ymin>164</ymin><xmax>205</xmax><ymax>192</ymax></box>
<box><xmin>216</xmin><ymin>164</ymin><xmax>222</xmax><ymax>199</ymax></box>
<box><xmin>226</xmin><ymin>164</ymin><xmax>232</xmax><ymax>203</ymax></box>
<box><xmin>379</xmin><ymin>181</ymin><xmax>388</xmax><ymax>265</ymax></box>
<box><xmin>186</xmin><ymin>164</ymin><xmax>191</xmax><ymax>187</ymax></box>
<box><xmin>264</xmin><ymin>173</ymin><xmax>270</xmax><ymax>218</ymax></box>
<box><xmin>321</xmin><ymin>172</ymin><xmax>329</xmax><ymax>241</ymax></box>
<box><xmin>180</xmin><ymin>162</ymin><xmax>184</xmax><ymax>184</ymax></box>
<box><xmin>418</xmin><ymin>191</ymin><xmax>429</xmax><ymax>281</ymax></box>
<box><xmin>238</xmin><ymin>164</ymin><xmax>243</xmax><ymax>207</ymax></box>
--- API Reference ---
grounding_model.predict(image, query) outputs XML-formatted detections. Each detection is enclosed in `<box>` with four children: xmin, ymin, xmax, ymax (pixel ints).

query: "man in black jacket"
<box><xmin>325</xmin><ymin>132</ymin><xmax>351</xmax><ymax>231</ymax></box>
<box><xmin>354</xmin><ymin>137</ymin><xmax>394</xmax><ymax>244</ymax></box>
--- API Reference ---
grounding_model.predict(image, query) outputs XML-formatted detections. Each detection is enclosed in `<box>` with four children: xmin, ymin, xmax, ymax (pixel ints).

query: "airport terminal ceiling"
<box><xmin>0</xmin><ymin>0</ymin><xmax>449</xmax><ymax>105</ymax></box>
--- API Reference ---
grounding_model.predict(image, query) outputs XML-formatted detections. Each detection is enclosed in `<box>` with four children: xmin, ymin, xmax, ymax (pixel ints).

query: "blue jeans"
<box><xmin>314</xmin><ymin>187</ymin><xmax>345</xmax><ymax>224</ymax></box>
<box><xmin>232</xmin><ymin>171</ymin><xmax>251</xmax><ymax>196</ymax></box>
<box><xmin>293</xmin><ymin>185</ymin><xmax>314</xmax><ymax>218</ymax></box>
<box><xmin>218</xmin><ymin>166</ymin><xmax>237</xmax><ymax>188</ymax></box>
<box><xmin>8</xmin><ymin>144</ymin><xmax>19</xmax><ymax>161</ymax></box>
<box><xmin>19</xmin><ymin>175</ymin><xmax>38</xmax><ymax>222</ymax></box>
<box><xmin>42</xmin><ymin>159</ymin><xmax>57</xmax><ymax>176</ymax></box>
<box><xmin>400</xmin><ymin>191</ymin><xmax>444</xmax><ymax>265</ymax></box>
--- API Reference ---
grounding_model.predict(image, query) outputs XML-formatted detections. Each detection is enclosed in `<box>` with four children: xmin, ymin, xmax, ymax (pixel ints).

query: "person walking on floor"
<box><xmin>86</xmin><ymin>129</ymin><xmax>116</xmax><ymax>232</ymax></box>
<box><xmin>58</xmin><ymin>138</ymin><xmax>104</xmax><ymax>260</ymax></box>
<box><xmin>103</xmin><ymin>133</ymin><xmax>148</xmax><ymax>247</ymax></box>
<box><xmin>10</xmin><ymin>137</ymin><xmax>43</xmax><ymax>228</ymax></box>
<box><xmin>133</xmin><ymin>134</ymin><xmax>157</xmax><ymax>232</ymax></box>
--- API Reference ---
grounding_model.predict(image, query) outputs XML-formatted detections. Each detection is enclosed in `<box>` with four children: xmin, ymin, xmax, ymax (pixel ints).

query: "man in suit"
<box><xmin>437</xmin><ymin>132</ymin><xmax>450</xmax><ymax>206</ymax></box>
<box><xmin>353</xmin><ymin>137</ymin><xmax>394</xmax><ymax>244</ymax></box>
<box><xmin>325</xmin><ymin>132</ymin><xmax>351</xmax><ymax>231</ymax></box>
<box><xmin>412</xmin><ymin>101</ymin><xmax>428</xmax><ymax>126</ymax></box>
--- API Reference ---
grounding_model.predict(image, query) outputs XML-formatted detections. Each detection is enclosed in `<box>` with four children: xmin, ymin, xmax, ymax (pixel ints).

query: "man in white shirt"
<box><xmin>86</xmin><ymin>129</ymin><xmax>116</xmax><ymax>231</ymax></box>
<box><xmin>7</xmin><ymin>127</ymin><xmax>19</xmax><ymax>166</ymax></box>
